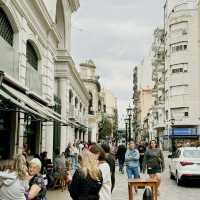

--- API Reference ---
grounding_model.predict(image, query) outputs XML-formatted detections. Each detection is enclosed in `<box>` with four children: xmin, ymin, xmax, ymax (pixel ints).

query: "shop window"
<box><xmin>26</xmin><ymin>41</ymin><xmax>38</xmax><ymax>70</ymax></box>
<box><xmin>0</xmin><ymin>8</ymin><xmax>13</xmax><ymax>46</ymax></box>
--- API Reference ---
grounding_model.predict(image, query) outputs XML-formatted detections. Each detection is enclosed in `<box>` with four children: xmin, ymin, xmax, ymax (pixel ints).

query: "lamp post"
<box><xmin>170</xmin><ymin>117</ymin><xmax>175</xmax><ymax>152</ymax></box>
<box><xmin>127</xmin><ymin>106</ymin><xmax>133</xmax><ymax>142</ymax></box>
<box><xmin>124</xmin><ymin>118</ymin><xmax>128</xmax><ymax>147</ymax></box>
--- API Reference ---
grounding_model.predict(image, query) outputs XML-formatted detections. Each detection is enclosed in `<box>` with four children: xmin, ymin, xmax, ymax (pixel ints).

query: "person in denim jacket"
<box><xmin>125</xmin><ymin>141</ymin><xmax>140</xmax><ymax>179</ymax></box>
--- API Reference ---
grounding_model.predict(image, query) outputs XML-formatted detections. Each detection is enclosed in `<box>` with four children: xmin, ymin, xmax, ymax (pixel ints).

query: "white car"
<box><xmin>168</xmin><ymin>147</ymin><xmax>200</xmax><ymax>185</ymax></box>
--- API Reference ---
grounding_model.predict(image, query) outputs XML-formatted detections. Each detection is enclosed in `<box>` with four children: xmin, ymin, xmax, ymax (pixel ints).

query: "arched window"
<box><xmin>75</xmin><ymin>97</ymin><xmax>78</xmax><ymax>108</ymax></box>
<box><xmin>69</xmin><ymin>90</ymin><xmax>73</xmax><ymax>104</ymax></box>
<box><xmin>0</xmin><ymin>8</ymin><xmax>14</xmax><ymax>46</ymax></box>
<box><xmin>26</xmin><ymin>41</ymin><xmax>38</xmax><ymax>70</ymax></box>
<box><xmin>88</xmin><ymin>92</ymin><xmax>94</xmax><ymax>114</ymax></box>
<box><xmin>80</xmin><ymin>103</ymin><xmax>82</xmax><ymax>112</ymax></box>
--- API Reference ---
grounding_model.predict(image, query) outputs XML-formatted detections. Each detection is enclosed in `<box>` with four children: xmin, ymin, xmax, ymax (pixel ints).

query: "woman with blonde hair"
<box><xmin>0</xmin><ymin>154</ymin><xmax>29</xmax><ymax>200</ymax></box>
<box><xmin>68</xmin><ymin>150</ymin><xmax>103</xmax><ymax>200</ymax></box>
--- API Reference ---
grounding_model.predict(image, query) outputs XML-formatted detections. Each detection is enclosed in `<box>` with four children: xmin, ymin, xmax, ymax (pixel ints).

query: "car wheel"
<box><xmin>176</xmin><ymin>172</ymin><xmax>182</xmax><ymax>186</ymax></box>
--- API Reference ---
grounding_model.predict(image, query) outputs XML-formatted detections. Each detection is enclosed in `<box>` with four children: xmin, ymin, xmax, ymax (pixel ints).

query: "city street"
<box><xmin>47</xmin><ymin>152</ymin><xmax>200</xmax><ymax>200</ymax></box>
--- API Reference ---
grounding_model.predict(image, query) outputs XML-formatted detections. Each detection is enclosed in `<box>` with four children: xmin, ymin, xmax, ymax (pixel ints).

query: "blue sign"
<box><xmin>169</xmin><ymin>128</ymin><xmax>197</xmax><ymax>136</ymax></box>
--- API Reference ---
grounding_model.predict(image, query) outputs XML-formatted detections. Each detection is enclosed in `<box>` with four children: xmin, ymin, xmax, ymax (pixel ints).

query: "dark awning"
<box><xmin>1</xmin><ymin>83</ymin><xmax>67</xmax><ymax>125</ymax></box>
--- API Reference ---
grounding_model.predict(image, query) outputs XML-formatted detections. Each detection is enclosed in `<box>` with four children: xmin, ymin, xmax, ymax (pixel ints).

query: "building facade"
<box><xmin>0</xmin><ymin>0</ymin><xmax>83</xmax><ymax>160</ymax></box>
<box><xmin>151</xmin><ymin>28</ymin><xmax>166</xmax><ymax>146</ymax></box>
<box><xmin>100</xmin><ymin>88</ymin><xmax>118</xmax><ymax>138</ymax></box>
<box><xmin>79</xmin><ymin>60</ymin><xmax>102</xmax><ymax>142</ymax></box>
<box><xmin>164</xmin><ymin>0</ymin><xmax>200</xmax><ymax>149</ymax></box>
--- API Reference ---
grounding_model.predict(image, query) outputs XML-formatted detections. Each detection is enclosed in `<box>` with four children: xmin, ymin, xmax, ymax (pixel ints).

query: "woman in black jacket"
<box><xmin>68</xmin><ymin>150</ymin><xmax>103</xmax><ymax>200</ymax></box>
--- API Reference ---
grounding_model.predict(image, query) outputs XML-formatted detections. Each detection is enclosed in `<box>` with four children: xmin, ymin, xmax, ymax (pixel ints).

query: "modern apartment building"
<box><xmin>151</xmin><ymin>28</ymin><xmax>166</xmax><ymax>145</ymax></box>
<box><xmin>164</xmin><ymin>0</ymin><xmax>200</xmax><ymax>148</ymax></box>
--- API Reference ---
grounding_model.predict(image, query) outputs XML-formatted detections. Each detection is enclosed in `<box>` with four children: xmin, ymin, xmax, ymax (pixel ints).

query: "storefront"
<box><xmin>169</xmin><ymin>127</ymin><xmax>199</xmax><ymax>150</ymax></box>
<box><xmin>0</xmin><ymin>80</ymin><xmax>65</xmax><ymax>160</ymax></box>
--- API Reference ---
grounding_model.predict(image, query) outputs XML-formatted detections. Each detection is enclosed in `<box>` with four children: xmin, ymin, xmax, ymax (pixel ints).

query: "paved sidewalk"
<box><xmin>47</xmin><ymin>152</ymin><xmax>200</xmax><ymax>200</ymax></box>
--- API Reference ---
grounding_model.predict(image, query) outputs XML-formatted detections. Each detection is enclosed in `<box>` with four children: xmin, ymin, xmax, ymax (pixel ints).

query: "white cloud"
<box><xmin>71</xmin><ymin>0</ymin><xmax>165</xmax><ymax>128</ymax></box>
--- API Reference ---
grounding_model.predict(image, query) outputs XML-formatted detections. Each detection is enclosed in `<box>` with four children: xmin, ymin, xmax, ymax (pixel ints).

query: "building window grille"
<box><xmin>0</xmin><ymin>8</ymin><xmax>13</xmax><ymax>46</ymax></box>
<box><xmin>26</xmin><ymin>41</ymin><xmax>38</xmax><ymax>70</ymax></box>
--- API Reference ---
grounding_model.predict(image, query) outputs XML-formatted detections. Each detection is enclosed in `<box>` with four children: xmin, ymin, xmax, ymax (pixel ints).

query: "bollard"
<box><xmin>143</xmin><ymin>187</ymin><xmax>153</xmax><ymax>200</ymax></box>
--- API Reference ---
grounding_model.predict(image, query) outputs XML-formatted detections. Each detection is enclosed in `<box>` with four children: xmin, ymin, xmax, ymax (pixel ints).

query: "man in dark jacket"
<box><xmin>116</xmin><ymin>143</ymin><xmax>126</xmax><ymax>174</ymax></box>
<box><xmin>101</xmin><ymin>143</ymin><xmax>116</xmax><ymax>192</ymax></box>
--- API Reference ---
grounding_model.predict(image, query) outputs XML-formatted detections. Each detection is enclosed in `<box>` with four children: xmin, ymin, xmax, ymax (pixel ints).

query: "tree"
<box><xmin>98</xmin><ymin>117</ymin><xmax>113</xmax><ymax>140</ymax></box>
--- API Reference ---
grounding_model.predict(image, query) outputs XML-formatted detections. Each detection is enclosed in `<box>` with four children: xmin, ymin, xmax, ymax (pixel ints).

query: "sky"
<box><xmin>71</xmin><ymin>0</ymin><xmax>165</xmax><ymax>128</ymax></box>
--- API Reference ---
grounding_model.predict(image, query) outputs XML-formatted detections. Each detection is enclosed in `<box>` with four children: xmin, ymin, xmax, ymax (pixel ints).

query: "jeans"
<box><xmin>126</xmin><ymin>166</ymin><xmax>140</xmax><ymax>179</ymax></box>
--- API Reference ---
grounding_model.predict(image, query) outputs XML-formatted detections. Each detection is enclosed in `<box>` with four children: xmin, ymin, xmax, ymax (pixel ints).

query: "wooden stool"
<box><xmin>128</xmin><ymin>178</ymin><xmax>158</xmax><ymax>200</ymax></box>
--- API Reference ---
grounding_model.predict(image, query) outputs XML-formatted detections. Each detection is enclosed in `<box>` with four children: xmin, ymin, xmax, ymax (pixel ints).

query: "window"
<box><xmin>184</xmin><ymin>112</ymin><xmax>189</xmax><ymax>117</ymax></box>
<box><xmin>171</xmin><ymin>107</ymin><xmax>189</xmax><ymax>119</ymax></box>
<box><xmin>75</xmin><ymin>97</ymin><xmax>78</xmax><ymax>108</ymax></box>
<box><xmin>171</xmin><ymin>42</ymin><xmax>188</xmax><ymax>53</ymax></box>
<box><xmin>170</xmin><ymin>85</ymin><xmax>188</xmax><ymax>96</ymax></box>
<box><xmin>171</xmin><ymin>63</ymin><xmax>188</xmax><ymax>73</ymax></box>
<box><xmin>165</xmin><ymin>110</ymin><xmax>168</xmax><ymax>121</ymax></box>
<box><xmin>69</xmin><ymin>90</ymin><xmax>73</xmax><ymax>104</ymax></box>
<box><xmin>172</xmin><ymin>68</ymin><xmax>183</xmax><ymax>73</ymax></box>
<box><xmin>80</xmin><ymin>103</ymin><xmax>82</xmax><ymax>112</ymax></box>
<box><xmin>170</xmin><ymin>21</ymin><xmax>188</xmax><ymax>35</ymax></box>
<box><xmin>26</xmin><ymin>41</ymin><xmax>38</xmax><ymax>70</ymax></box>
<box><xmin>0</xmin><ymin>8</ymin><xmax>13</xmax><ymax>46</ymax></box>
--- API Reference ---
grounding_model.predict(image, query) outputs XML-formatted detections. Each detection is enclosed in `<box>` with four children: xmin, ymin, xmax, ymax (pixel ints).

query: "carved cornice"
<box><xmin>68</xmin><ymin>0</ymin><xmax>80</xmax><ymax>12</ymax></box>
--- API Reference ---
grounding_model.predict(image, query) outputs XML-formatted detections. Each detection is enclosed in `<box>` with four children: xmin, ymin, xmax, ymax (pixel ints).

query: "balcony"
<box><xmin>0</xmin><ymin>37</ymin><xmax>19</xmax><ymax>80</ymax></box>
<box><xmin>26</xmin><ymin>63</ymin><xmax>42</xmax><ymax>95</ymax></box>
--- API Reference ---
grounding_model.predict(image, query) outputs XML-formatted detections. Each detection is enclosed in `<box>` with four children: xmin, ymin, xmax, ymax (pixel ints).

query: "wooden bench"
<box><xmin>128</xmin><ymin>178</ymin><xmax>158</xmax><ymax>200</ymax></box>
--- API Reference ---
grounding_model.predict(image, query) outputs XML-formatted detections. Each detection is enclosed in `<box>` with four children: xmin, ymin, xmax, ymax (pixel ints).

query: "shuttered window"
<box><xmin>26</xmin><ymin>41</ymin><xmax>38</xmax><ymax>70</ymax></box>
<box><xmin>0</xmin><ymin>8</ymin><xmax>13</xmax><ymax>46</ymax></box>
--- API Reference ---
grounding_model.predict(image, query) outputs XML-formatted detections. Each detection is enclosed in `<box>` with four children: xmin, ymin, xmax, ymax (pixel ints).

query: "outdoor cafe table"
<box><xmin>128</xmin><ymin>178</ymin><xmax>158</xmax><ymax>200</ymax></box>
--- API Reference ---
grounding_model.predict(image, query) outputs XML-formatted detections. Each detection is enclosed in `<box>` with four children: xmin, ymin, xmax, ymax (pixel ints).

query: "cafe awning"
<box><xmin>1</xmin><ymin>83</ymin><xmax>67</xmax><ymax>125</ymax></box>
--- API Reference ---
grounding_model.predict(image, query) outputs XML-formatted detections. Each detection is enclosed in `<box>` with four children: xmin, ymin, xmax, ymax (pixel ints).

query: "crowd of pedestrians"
<box><xmin>0</xmin><ymin>139</ymin><xmax>165</xmax><ymax>199</ymax></box>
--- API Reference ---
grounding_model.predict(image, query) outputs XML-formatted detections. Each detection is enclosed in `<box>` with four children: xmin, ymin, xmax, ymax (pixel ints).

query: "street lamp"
<box><xmin>126</xmin><ymin>105</ymin><xmax>133</xmax><ymax>142</ymax></box>
<box><xmin>124</xmin><ymin>118</ymin><xmax>129</xmax><ymax>147</ymax></box>
<box><xmin>170</xmin><ymin>117</ymin><xmax>175</xmax><ymax>152</ymax></box>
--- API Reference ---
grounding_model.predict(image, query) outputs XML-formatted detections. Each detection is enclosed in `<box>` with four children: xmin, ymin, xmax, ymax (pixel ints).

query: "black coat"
<box><xmin>68</xmin><ymin>169</ymin><xmax>103</xmax><ymax>200</ymax></box>
<box><xmin>116</xmin><ymin>145</ymin><xmax>126</xmax><ymax>161</ymax></box>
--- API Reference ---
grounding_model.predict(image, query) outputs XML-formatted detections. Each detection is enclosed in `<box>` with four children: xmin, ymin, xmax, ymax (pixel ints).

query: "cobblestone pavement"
<box><xmin>47</xmin><ymin>152</ymin><xmax>200</xmax><ymax>200</ymax></box>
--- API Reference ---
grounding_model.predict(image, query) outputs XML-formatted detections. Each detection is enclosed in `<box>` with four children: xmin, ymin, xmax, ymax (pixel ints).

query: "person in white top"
<box><xmin>90</xmin><ymin>144</ymin><xmax>112</xmax><ymax>200</ymax></box>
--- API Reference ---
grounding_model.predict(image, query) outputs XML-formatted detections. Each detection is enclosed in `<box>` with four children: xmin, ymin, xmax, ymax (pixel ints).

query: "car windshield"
<box><xmin>183</xmin><ymin>150</ymin><xmax>200</xmax><ymax>158</ymax></box>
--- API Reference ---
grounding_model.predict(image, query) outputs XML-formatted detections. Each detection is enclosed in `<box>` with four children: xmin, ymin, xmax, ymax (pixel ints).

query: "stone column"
<box><xmin>17</xmin><ymin>112</ymin><xmax>25</xmax><ymax>154</ymax></box>
<box><xmin>45</xmin><ymin>122</ymin><xmax>54</xmax><ymax>159</ymax></box>
<box><xmin>58</xmin><ymin>78</ymin><xmax>67</xmax><ymax>153</ymax></box>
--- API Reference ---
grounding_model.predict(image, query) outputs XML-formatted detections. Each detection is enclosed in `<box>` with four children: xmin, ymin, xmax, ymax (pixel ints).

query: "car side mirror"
<box><xmin>168</xmin><ymin>155</ymin><xmax>173</xmax><ymax>158</ymax></box>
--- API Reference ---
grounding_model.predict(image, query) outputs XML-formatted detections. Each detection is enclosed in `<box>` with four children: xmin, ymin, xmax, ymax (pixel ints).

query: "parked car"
<box><xmin>168</xmin><ymin>147</ymin><xmax>200</xmax><ymax>185</ymax></box>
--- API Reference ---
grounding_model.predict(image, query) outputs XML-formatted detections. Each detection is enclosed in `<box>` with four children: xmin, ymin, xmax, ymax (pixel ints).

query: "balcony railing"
<box><xmin>0</xmin><ymin>37</ymin><xmax>19</xmax><ymax>80</ymax></box>
<box><xmin>26</xmin><ymin>63</ymin><xmax>42</xmax><ymax>95</ymax></box>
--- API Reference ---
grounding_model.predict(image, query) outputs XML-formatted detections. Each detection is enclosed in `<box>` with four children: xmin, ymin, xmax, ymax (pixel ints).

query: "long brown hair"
<box><xmin>149</xmin><ymin>140</ymin><xmax>158</xmax><ymax>149</ymax></box>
